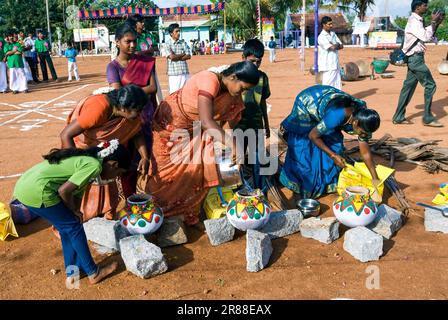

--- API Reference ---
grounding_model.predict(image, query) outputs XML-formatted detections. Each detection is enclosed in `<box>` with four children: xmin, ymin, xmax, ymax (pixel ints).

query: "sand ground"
<box><xmin>0</xmin><ymin>46</ymin><xmax>448</xmax><ymax>299</ymax></box>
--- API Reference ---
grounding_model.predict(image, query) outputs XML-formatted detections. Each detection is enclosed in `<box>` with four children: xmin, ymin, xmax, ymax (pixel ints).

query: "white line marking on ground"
<box><xmin>0</xmin><ymin>173</ymin><xmax>22</xmax><ymax>180</ymax></box>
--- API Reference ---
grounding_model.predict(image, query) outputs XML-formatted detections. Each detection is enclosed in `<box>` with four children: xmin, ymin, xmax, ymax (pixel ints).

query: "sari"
<box><xmin>137</xmin><ymin>71</ymin><xmax>245</xmax><ymax>225</ymax></box>
<box><xmin>279</xmin><ymin>85</ymin><xmax>369</xmax><ymax>199</ymax></box>
<box><xmin>66</xmin><ymin>95</ymin><xmax>142</xmax><ymax>221</ymax></box>
<box><xmin>107</xmin><ymin>54</ymin><xmax>161</xmax><ymax>197</ymax></box>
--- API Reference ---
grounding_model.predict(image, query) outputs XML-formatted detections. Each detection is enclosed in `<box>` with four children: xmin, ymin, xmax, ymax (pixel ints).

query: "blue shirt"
<box><xmin>65</xmin><ymin>48</ymin><xmax>77</xmax><ymax>62</ymax></box>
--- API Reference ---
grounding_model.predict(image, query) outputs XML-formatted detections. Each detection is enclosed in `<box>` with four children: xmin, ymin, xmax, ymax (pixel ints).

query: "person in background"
<box><xmin>213</xmin><ymin>39</ymin><xmax>219</xmax><ymax>55</ymax></box>
<box><xmin>166</xmin><ymin>23</ymin><xmax>191</xmax><ymax>94</ymax></box>
<box><xmin>24</xmin><ymin>32</ymin><xmax>40</xmax><ymax>83</ymax></box>
<box><xmin>205</xmin><ymin>39</ymin><xmax>211</xmax><ymax>55</ymax></box>
<box><xmin>4</xmin><ymin>32</ymin><xmax>28</xmax><ymax>94</ymax></box>
<box><xmin>125</xmin><ymin>14</ymin><xmax>156</xmax><ymax>57</ymax></box>
<box><xmin>236</xmin><ymin>39</ymin><xmax>271</xmax><ymax>190</ymax></box>
<box><xmin>219</xmin><ymin>39</ymin><xmax>225</xmax><ymax>54</ymax></box>
<box><xmin>392</xmin><ymin>0</ymin><xmax>445</xmax><ymax>127</ymax></box>
<box><xmin>65</xmin><ymin>42</ymin><xmax>80</xmax><ymax>82</ymax></box>
<box><xmin>35</xmin><ymin>30</ymin><xmax>58</xmax><ymax>82</ymax></box>
<box><xmin>17</xmin><ymin>31</ymin><xmax>33</xmax><ymax>82</ymax></box>
<box><xmin>13</xmin><ymin>140</ymin><xmax>130</xmax><ymax>285</ymax></box>
<box><xmin>318</xmin><ymin>16</ymin><xmax>343</xmax><ymax>90</ymax></box>
<box><xmin>268</xmin><ymin>36</ymin><xmax>277</xmax><ymax>63</ymax></box>
<box><xmin>0</xmin><ymin>34</ymin><xmax>7</xmax><ymax>93</ymax></box>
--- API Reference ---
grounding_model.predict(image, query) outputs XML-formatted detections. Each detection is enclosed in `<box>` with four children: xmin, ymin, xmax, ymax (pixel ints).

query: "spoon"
<box><xmin>416</xmin><ymin>202</ymin><xmax>448</xmax><ymax>217</ymax></box>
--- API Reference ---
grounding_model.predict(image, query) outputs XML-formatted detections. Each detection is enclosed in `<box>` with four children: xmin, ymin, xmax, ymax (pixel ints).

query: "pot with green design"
<box><xmin>119</xmin><ymin>194</ymin><xmax>164</xmax><ymax>235</ymax></box>
<box><xmin>332</xmin><ymin>186</ymin><xmax>378</xmax><ymax>228</ymax></box>
<box><xmin>226</xmin><ymin>189</ymin><xmax>271</xmax><ymax>231</ymax></box>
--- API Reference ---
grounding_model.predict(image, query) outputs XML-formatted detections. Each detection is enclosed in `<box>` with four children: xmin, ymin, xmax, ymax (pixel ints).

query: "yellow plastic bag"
<box><xmin>0</xmin><ymin>202</ymin><xmax>19</xmax><ymax>241</ymax></box>
<box><xmin>203</xmin><ymin>187</ymin><xmax>234</xmax><ymax>220</ymax></box>
<box><xmin>432</xmin><ymin>183</ymin><xmax>448</xmax><ymax>205</ymax></box>
<box><xmin>337</xmin><ymin>162</ymin><xmax>395</xmax><ymax>198</ymax></box>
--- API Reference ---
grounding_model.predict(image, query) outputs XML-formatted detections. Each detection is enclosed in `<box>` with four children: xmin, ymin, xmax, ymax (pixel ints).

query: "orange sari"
<box><xmin>66</xmin><ymin>94</ymin><xmax>142</xmax><ymax>221</ymax></box>
<box><xmin>137</xmin><ymin>71</ymin><xmax>244</xmax><ymax>225</ymax></box>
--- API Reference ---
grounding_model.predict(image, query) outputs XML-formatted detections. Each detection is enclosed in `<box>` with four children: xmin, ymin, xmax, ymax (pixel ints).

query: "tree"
<box><xmin>324</xmin><ymin>0</ymin><xmax>376</xmax><ymax>20</ymax></box>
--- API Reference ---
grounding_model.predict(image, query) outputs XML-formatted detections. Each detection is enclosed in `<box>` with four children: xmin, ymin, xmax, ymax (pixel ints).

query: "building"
<box><xmin>158</xmin><ymin>14</ymin><xmax>233</xmax><ymax>45</ymax></box>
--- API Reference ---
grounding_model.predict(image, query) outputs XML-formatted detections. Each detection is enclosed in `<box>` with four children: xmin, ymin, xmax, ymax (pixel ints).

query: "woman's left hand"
<box><xmin>138</xmin><ymin>157</ymin><xmax>150</xmax><ymax>175</ymax></box>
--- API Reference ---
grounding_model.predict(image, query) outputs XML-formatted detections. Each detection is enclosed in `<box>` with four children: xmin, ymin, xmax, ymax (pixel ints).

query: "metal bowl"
<box><xmin>297</xmin><ymin>199</ymin><xmax>321</xmax><ymax>217</ymax></box>
<box><xmin>217</xmin><ymin>156</ymin><xmax>242</xmax><ymax>189</ymax></box>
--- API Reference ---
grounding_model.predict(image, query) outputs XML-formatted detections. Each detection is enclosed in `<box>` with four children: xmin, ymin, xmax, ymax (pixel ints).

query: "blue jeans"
<box><xmin>25</xmin><ymin>202</ymin><xmax>98</xmax><ymax>277</ymax></box>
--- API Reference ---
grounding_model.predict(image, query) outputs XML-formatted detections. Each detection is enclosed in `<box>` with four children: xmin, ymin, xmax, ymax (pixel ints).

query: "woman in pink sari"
<box><xmin>107</xmin><ymin>23</ymin><xmax>158</xmax><ymax>197</ymax></box>
<box><xmin>138</xmin><ymin>61</ymin><xmax>260</xmax><ymax>226</ymax></box>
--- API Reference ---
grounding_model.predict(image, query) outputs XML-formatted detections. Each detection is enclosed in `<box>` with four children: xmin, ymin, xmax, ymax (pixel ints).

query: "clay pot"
<box><xmin>226</xmin><ymin>189</ymin><xmax>271</xmax><ymax>231</ymax></box>
<box><xmin>355</xmin><ymin>60</ymin><xmax>370</xmax><ymax>77</ymax></box>
<box><xmin>342</xmin><ymin>62</ymin><xmax>360</xmax><ymax>81</ymax></box>
<box><xmin>332</xmin><ymin>186</ymin><xmax>378</xmax><ymax>228</ymax></box>
<box><xmin>438</xmin><ymin>60</ymin><xmax>448</xmax><ymax>75</ymax></box>
<box><xmin>119</xmin><ymin>194</ymin><xmax>164</xmax><ymax>235</ymax></box>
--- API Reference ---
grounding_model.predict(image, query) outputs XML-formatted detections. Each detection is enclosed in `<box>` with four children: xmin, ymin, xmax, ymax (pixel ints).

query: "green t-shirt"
<box><xmin>236</xmin><ymin>70</ymin><xmax>271</xmax><ymax>130</ymax></box>
<box><xmin>0</xmin><ymin>38</ymin><xmax>5</xmax><ymax>61</ymax></box>
<box><xmin>4</xmin><ymin>42</ymin><xmax>24</xmax><ymax>69</ymax></box>
<box><xmin>137</xmin><ymin>32</ymin><xmax>157</xmax><ymax>52</ymax></box>
<box><xmin>35</xmin><ymin>38</ymin><xmax>50</xmax><ymax>53</ymax></box>
<box><xmin>13</xmin><ymin>156</ymin><xmax>102</xmax><ymax>208</ymax></box>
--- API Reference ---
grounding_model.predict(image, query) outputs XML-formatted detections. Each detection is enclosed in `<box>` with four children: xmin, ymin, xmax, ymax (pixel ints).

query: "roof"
<box><xmin>290</xmin><ymin>13</ymin><xmax>351</xmax><ymax>34</ymax></box>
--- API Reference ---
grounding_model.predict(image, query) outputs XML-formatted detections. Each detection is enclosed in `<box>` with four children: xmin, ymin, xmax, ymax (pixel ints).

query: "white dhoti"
<box><xmin>23</xmin><ymin>57</ymin><xmax>33</xmax><ymax>81</ymax></box>
<box><xmin>68</xmin><ymin>61</ymin><xmax>80</xmax><ymax>81</ymax></box>
<box><xmin>0</xmin><ymin>62</ymin><xmax>7</xmax><ymax>92</ymax></box>
<box><xmin>322</xmin><ymin>69</ymin><xmax>342</xmax><ymax>90</ymax></box>
<box><xmin>168</xmin><ymin>74</ymin><xmax>190</xmax><ymax>94</ymax></box>
<box><xmin>9</xmin><ymin>68</ymin><xmax>28</xmax><ymax>92</ymax></box>
<box><xmin>268</xmin><ymin>48</ymin><xmax>276</xmax><ymax>63</ymax></box>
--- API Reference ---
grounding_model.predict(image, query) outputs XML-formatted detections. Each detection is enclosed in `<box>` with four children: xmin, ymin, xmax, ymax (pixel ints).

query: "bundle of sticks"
<box><xmin>345</xmin><ymin>134</ymin><xmax>448</xmax><ymax>174</ymax></box>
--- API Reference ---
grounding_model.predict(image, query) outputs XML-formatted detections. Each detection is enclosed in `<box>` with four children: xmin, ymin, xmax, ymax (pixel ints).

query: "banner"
<box><xmin>368</xmin><ymin>31</ymin><xmax>398</xmax><ymax>48</ymax></box>
<box><xmin>78</xmin><ymin>1</ymin><xmax>225</xmax><ymax>20</ymax></box>
<box><xmin>262</xmin><ymin>18</ymin><xmax>275</xmax><ymax>43</ymax></box>
<box><xmin>73</xmin><ymin>26</ymin><xmax>109</xmax><ymax>48</ymax></box>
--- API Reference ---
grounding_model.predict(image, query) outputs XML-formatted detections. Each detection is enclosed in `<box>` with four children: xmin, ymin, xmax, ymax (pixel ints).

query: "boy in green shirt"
<box><xmin>126</xmin><ymin>14</ymin><xmax>157</xmax><ymax>56</ymax></box>
<box><xmin>0</xmin><ymin>35</ymin><xmax>7</xmax><ymax>93</ymax></box>
<box><xmin>4</xmin><ymin>32</ymin><xmax>28</xmax><ymax>94</ymax></box>
<box><xmin>235</xmin><ymin>39</ymin><xmax>271</xmax><ymax>190</ymax></box>
<box><xmin>13</xmin><ymin>140</ymin><xmax>130</xmax><ymax>285</ymax></box>
<box><xmin>35</xmin><ymin>31</ymin><xmax>58</xmax><ymax>81</ymax></box>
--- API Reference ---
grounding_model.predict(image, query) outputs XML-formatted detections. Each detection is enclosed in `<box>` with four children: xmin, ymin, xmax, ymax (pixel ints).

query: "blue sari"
<box><xmin>279</xmin><ymin>85</ymin><xmax>369</xmax><ymax>199</ymax></box>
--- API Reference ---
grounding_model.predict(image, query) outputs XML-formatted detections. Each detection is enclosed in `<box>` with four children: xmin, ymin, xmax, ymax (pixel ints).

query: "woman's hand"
<box><xmin>331</xmin><ymin>154</ymin><xmax>347</xmax><ymax>168</ymax></box>
<box><xmin>137</xmin><ymin>157</ymin><xmax>150</xmax><ymax>175</ymax></box>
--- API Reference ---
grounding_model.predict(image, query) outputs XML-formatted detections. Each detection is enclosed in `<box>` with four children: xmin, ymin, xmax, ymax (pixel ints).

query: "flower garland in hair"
<box><xmin>97</xmin><ymin>139</ymin><xmax>119</xmax><ymax>159</ymax></box>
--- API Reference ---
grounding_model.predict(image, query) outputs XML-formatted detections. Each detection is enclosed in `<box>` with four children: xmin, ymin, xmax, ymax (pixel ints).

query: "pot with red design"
<box><xmin>226</xmin><ymin>189</ymin><xmax>271</xmax><ymax>231</ymax></box>
<box><xmin>332</xmin><ymin>186</ymin><xmax>378</xmax><ymax>228</ymax></box>
<box><xmin>119</xmin><ymin>194</ymin><xmax>164</xmax><ymax>235</ymax></box>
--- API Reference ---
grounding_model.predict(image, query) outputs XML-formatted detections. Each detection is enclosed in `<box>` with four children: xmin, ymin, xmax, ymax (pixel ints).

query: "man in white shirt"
<box><xmin>318</xmin><ymin>16</ymin><xmax>343</xmax><ymax>89</ymax></box>
<box><xmin>166</xmin><ymin>23</ymin><xmax>191</xmax><ymax>94</ymax></box>
<box><xmin>393</xmin><ymin>0</ymin><xmax>445</xmax><ymax>127</ymax></box>
<box><xmin>23</xmin><ymin>32</ymin><xmax>40</xmax><ymax>83</ymax></box>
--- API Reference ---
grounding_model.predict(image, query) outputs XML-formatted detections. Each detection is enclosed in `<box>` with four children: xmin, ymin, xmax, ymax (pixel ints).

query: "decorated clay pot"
<box><xmin>119</xmin><ymin>194</ymin><xmax>163</xmax><ymax>235</ymax></box>
<box><xmin>332</xmin><ymin>186</ymin><xmax>378</xmax><ymax>228</ymax></box>
<box><xmin>226</xmin><ymin>189</ymin><xmax>271</xmax><ymax>231</ymax></box>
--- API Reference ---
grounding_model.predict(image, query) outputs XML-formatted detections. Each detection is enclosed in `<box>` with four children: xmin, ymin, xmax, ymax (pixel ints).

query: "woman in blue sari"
<box><xmin>280</xmin><ymin>85</ymin><xmax>381</xmax><ymax>199</ymax></box>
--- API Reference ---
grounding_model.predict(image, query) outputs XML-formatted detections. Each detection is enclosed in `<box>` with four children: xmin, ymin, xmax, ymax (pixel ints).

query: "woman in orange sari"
<box><xmin>60</xmin><ymin>84</ymin><xmax>150</xmax><ymax>221</ymax></box>
<box><xmin>138</xmin><ymin>61</ymin><xmax>260</xmax><ymax>226</ymax></box>
<box><xmin>107</xmin><ymin>23</ymin><xmax>160</xmax><ymax>197</ymax></box>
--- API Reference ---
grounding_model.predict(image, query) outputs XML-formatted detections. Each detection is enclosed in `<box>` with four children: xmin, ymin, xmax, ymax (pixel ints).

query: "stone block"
<box><xmin>299</xmin><ymin>217</ymin><xmax>340</xmax><ymax>244</ymax></box>
<box><xmin>157</xmin><ymin>216</ymin><xmax>188</xmax><ymax>248</ymax></box>
<box><xmin>424</xmin><ymin>206</ymin><xmax>448</xmax><ymax>234</ymax></box>
<box><xmin>259</xmin><ymin>209</ymin><xmax>303</xmax><ymax>239</ymax></box>
<box><xmin>246</xmin><ymin>229</ymin><xmax>273</xmax><ymax>272</ymax></box>
<box><xmin>367</xmin><ymin>204</ymin><xmax>403</xmax><ymax>239</ymax></box>
<box><xmin>343</xmin><ymin>227</ymin><xmax>383</xmax><ymax>262</ymax></box>
<box><xmin>120</xmin><ymin>235</ymin><xmax>168</xmax><ymax>279</ymax></box>
<box><xmin>204</xmin><ymin>217</ymin><xmax>235</xmax><ymax>246</ymax></box>
<box><xmin>83</xmin><ymin>218</ymin><xmax>130</xmax><ymax>251</ymax></box>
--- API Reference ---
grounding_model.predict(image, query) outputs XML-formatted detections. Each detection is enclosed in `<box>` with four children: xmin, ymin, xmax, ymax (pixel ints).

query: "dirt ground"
<box><xmin>1</xmin><ymin>46</ymin><xmax>448</xmax><ymax>300</ymax></box>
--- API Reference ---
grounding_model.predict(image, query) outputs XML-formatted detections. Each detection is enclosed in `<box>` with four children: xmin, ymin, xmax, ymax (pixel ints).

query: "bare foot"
<box><xmin>88</xmin><ymin>262</ymin><xmax>118</xmax><ymax>284</ymax></box>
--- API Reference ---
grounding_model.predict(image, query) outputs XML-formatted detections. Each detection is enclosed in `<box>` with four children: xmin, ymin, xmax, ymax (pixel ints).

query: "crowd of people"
<box><xmin>9</xmin><ymin>0</ymin><xmax>447</xmax><ymax>285</ymax></box>
<box><xmin>0</xmin><ymin>30</ymin><xmax>63</xmax><ymax>94</ymax></box>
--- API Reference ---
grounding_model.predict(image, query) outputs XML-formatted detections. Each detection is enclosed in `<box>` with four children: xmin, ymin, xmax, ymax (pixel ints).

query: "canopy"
<box><xmin>78</xmin><ymin>2</ymin><xmax>225</xmax><ymax>20</ymax></box>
